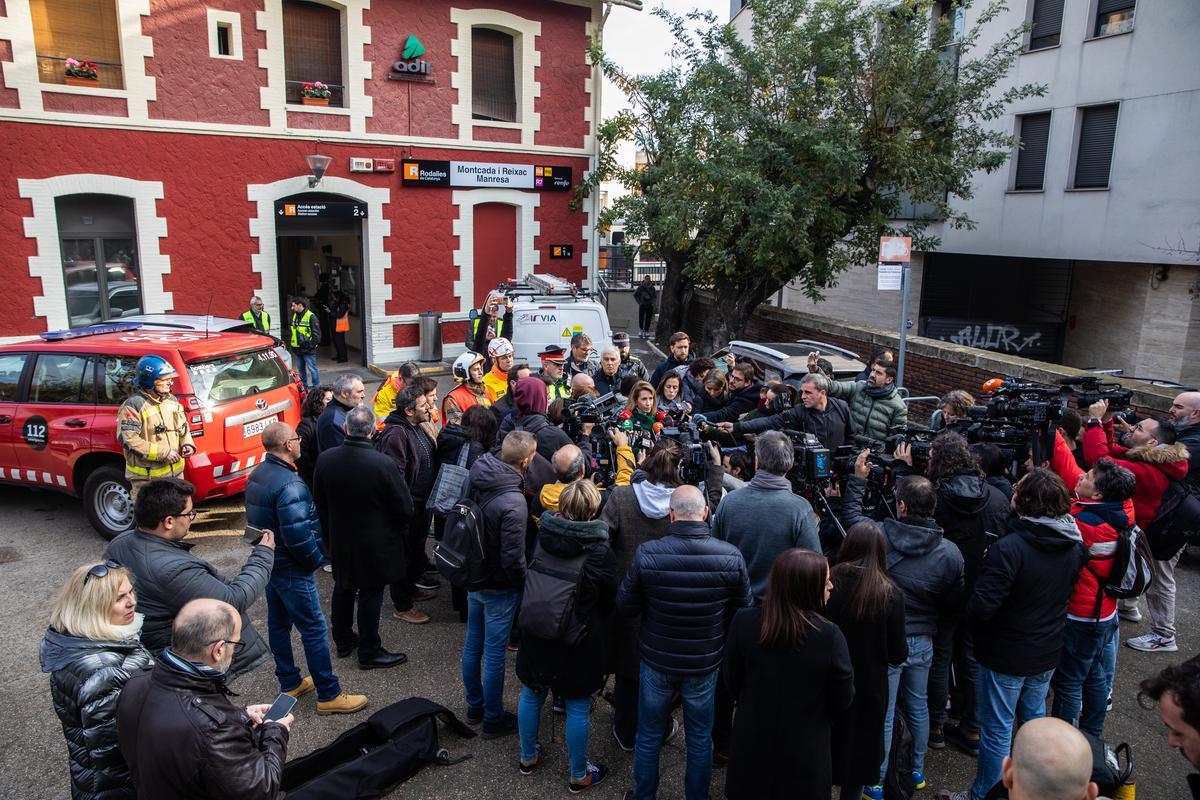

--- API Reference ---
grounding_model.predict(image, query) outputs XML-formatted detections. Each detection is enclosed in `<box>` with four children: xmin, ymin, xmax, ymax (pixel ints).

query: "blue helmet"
<box><xmin>134</xmin><ymin>355</ymin><xmax>178</xmax><ymax>391</ymax></box>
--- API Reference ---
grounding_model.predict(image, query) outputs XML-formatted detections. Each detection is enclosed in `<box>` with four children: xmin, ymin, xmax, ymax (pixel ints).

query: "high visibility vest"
<box><xmin>290</xmin><ymin>310</ymin><xmax>315</xmax><ymax>349</ymax></box>
<box><xmin>242</xmin><ymin>309</ymin><xmax>271</xmax><ymax>334</ymax></box>
<box><xmin>483</xmin><ymin>365</ymin><xmax>510</xmax><ymax>400</ymax></box>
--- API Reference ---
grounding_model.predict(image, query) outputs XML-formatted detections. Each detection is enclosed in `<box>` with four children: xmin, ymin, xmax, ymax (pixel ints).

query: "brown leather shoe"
<box><xmin>414</xmin><ymin>587</ymin><xmax>437</xmax><ymax>602</ymax></box>
<box><xmin>283</xmin><ymin>676</ymin><xmax>315</xmax><ymax>699</ymax></box>
<box><xmin>393</xmin><ymin>608</ymin><xmax>431</xmax><ymax>624</ymax></box>
<box><xmin>317</xmin><ymin>692</ymin><xmax>368</xmax><ymax>715</ymax></box>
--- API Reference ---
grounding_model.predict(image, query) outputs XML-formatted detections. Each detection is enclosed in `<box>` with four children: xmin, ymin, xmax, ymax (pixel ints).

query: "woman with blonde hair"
<box><xmin>516</xmin><ymin>479</ymin><xmax>617</xmax><ymax>792</ymax></box>
<box><xmin>623</xmin><ymin>380</ymin><xmax>661</xmax><ymax>453</ymax></box>
<box><xmin>40</xmin><ymin>562</ymin><xmax>152</xmax><ymax>800</ymax></box>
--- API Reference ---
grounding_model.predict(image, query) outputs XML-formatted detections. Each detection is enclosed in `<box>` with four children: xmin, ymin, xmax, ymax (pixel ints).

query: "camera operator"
<box><xmin>565</xmin><ymin>333</ymin><xmax>599</xmax><ymax>380</ymax></box>
<box><xmin>840</xmin><ymin>451</ymin><xmax>964</xmax><ymax>796</ymax></box>
<box><xmin>716</xmin><ymin>373</ymin><xmax>851</xmax><ymax>450</ymax></box>
<box><xmin>809</xmin><ymin>352</ymin><xmax>907</xmax><ymax>441</ymax></box>
<box><xmin>1083</xmin><ymin>400</ymin><xmax>1189</xmax><ymax>654</ymax></box>
<box><xmin>1170</xmin><ymin>391</ymin><xmax>1200</xmax><ymax>492</ymax></box>
<box><xmin>893</xmin><ymin>432</ymin><xmax>1009</xmax><ymax>756</ymax></box>
<box><xmin>971</xmin><ymin>442</ymin><xmax>1014</xmax><ymax>501</ymax></box>
<box><xmin>534</xmin><ymin>438</ymin><xmax>635</xmax><ymax>519</ymax></box>
<box><xmin>468</xmin><ymin>292</ymin><xmax>513</xmax><ymax>353</ymax></box>
<box><xmin>593</xmin><ymin>347</ymin><xmax>629</xmax><ymax>396</ymax></box>
<box><xmin>932</xmin><ymin>390</ymin><xmax>975</xmax><ymax>430</ymax></box>
<box><xmin>699</xmin><ymin>361</ymin><xmax>762</xmax><ymax>424</ymax></box>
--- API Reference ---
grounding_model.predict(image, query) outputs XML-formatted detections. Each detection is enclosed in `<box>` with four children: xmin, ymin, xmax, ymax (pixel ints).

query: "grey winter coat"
<box><xmin>103</xmin><ymin>531</ymin><xmax>272</xmax><ymax>679</ymax></box>
<box><xmin>713</xmin><ymin>471</ymin><xmax>821</xmax><ymax>599</ymax></box>
<box><xmin>41</xmin><ymin>628</ymin><xmax>153</xmax><ymax>800</ymax></box>
<box><xmin>826</xmin><ymin>379</ymin><xmax>907</xmax><ymax>441</ymax></box>
<box><xmin>841</xmin><ymin>476</ymin><xmax>965</xmax><ymax>636</ymax></box>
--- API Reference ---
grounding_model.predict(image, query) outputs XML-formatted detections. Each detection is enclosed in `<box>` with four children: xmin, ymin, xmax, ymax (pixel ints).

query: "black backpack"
<box><xmin>883</xmin><ymin>709</ymin><xmax>916</xmax><ymax>800</ymax></box>
<box><xmin>519</xmin><ymin>541</ymin><xmax>589</xmax><ymax>645</ymax></box>
<box><xmin>1146</xmin><ymin>479</ymin><xmax>1200</xmax><ymax>560</ymax></box>
<box><xmin>1088</xmin><ymin>524</ymin><xmax>1155</xmax><ymax>601</ymax></box>
<box><xmin>282</xmin><ymin>698</ymin><xmax>475</xmax><ymax>799</ymax></box>
<box><xmin>434</xmin><ymin>494</ymin><xmax>496</xmax><ymax>591</ymax></box>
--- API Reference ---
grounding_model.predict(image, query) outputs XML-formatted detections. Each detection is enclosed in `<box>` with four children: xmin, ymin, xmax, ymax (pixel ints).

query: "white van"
<box><xmin>489</xmin><ymin>275</ymin><xmax>613</xmax><ymax>366</ymax></box>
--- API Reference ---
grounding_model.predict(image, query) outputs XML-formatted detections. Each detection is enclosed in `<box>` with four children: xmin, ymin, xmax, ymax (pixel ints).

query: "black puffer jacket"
<box><xmin>701</xmin><ymin>381</ymin><xmax>763</xmax><ymax>424</ymax></box>
<box><xmin>497</xmin><ymin>412</ymin><xmax>573</xmax><ymax>462</ymax></box>
<box><xmin>434</xmin><ymin>423</ymin><xmax>487</xmax><ymax>472</ymax></box>
<box><xmin>1179</xmin><ymin>422</ymin><xmax>1200</xmax><ymax>493</ymax></box>
<box><xmin>40</xmin><ymin>627</ymin><xmax>153</xmax><ymax>800</ymax></box>
<box><xmin>841</xmin><ymin>476</ymin><xmax>965</xmax><ymax>636</ymax></box>
<box><xmin>516</xmin><ymin>514</ymin><xmax>617</xmax><ymax>698</ymax></box>
<box><xmin>295</xmin><ymin>413</ymin><xmax>320</xmax><ymax>489</ymax></box>
<box><xmin>244</xmin><ymin>454</ymin><xmax>325</xmax><ymax>574</ymax></box>
<box><xmin>468</xmin><ymin>453</ymin><xmax>529</xmax><ymax>590</ymax></box>
<box><xmin>616</xmin><ymin>519</ymin><xmax>752</xmax><ymax>676</ymax></box>
<box><xmin>933</xmin><ymin>471</ymin><xmax>1010</xmax><ymax>594</ymax></box>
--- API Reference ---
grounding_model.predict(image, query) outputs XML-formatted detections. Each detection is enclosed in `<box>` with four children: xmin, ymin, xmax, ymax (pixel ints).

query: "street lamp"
<box><xmin>305</xmin><ymin>154</ymin><xmax>332</xmax><ymax>187</ymax></box>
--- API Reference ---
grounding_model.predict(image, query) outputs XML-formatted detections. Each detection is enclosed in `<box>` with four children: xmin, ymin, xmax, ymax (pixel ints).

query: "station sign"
<box><xmin>275</xmin><ymin>201</ymin><xmax>368</xmax><ymax>219</ymax></box>
<box><xmin>401</xmin><ymin>160</ymin><xmax>572</xmax><ymax>191</ymax></box>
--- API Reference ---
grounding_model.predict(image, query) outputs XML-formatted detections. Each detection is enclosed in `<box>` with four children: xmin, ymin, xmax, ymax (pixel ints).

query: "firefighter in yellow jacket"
<box><xmin>117</xmin><ymin>355</ymin><xmax>194</xmax><ymax>502</ymax></box>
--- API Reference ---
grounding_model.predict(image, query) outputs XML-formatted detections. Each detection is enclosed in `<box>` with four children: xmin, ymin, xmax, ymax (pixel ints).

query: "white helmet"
<box><xmin>453</xmin><ymin>351</ymin><xmax>485</xmax><ymax>382</ymax></box>
<box><xmin>487</xmin><ymin>337</ymin><xmax>514</xmax><ymax>358</ymax></box>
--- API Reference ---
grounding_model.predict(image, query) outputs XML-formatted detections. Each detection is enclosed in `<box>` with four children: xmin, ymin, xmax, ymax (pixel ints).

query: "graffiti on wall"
<box><xmin>922</xmin><ymin>317</ymin><xmax>1060</xmax><ymax>360</ymax></box>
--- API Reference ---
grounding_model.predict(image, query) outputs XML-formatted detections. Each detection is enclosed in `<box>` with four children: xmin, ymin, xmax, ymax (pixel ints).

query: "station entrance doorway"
<box><xmin>274</xmin><ymin>193</ymin><xmax>368</xmax><ymax>367</ymax></box>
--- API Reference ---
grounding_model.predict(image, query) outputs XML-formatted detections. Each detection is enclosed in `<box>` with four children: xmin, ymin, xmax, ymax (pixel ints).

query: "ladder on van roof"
<box><xmin>498</xmin><ymin>274</ymin><xmax>595</xmax><ymax>301</ymax></box>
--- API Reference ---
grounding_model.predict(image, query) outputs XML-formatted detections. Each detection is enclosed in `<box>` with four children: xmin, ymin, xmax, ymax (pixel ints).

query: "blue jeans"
<box><xmin>880</xmin><ymin>634</ymin><xmax>934</xmax><ymax>782</ymax></box>
<box><xmin>972</xmin><ymin>665</ymin><xmax>1053</xmax><ymax>800</ymax></box>
<box><xmin>462</xmin><ymin>589</ymin><xmax>518</xmax><ymax>724</ymax></box>
<box><xmin>1052</xmin><ymin>618</ymin><xmax>1117</xmax><ymax>737</ymax></box>
<box><xmin>296</xmin><ymin>352</ymin><xmax>319</xmax><ymax>388</ymax></box>
<box><xmin>266</xmin><ymin>569</ymin><xmax>341</xmax><ymax>701</ymax></box>
<box><xmin>633</xmin><ymin>663</ymin><xmax>718</xmax><ymax>800</ymax></box>
<box><xmin>519</xmin><ymin>684</ymin><xmax>591</xmax><ymax>779</ymax></box>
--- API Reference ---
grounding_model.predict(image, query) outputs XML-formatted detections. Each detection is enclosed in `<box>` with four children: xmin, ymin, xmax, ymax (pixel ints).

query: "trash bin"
<box><xmin>418</xmin><ymin>310</ymin><xmax>443</xmax><ymax>363</ymax></box>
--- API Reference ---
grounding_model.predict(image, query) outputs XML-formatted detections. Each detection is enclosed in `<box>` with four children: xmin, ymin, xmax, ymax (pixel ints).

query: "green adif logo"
<box><xmin>402</xmin><ymin>35</ymin><xmax>426</xmax><ymax>60</ymax></box>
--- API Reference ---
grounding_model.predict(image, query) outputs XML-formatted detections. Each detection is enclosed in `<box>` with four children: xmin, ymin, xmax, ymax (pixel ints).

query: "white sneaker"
<box><xmin>1125</xmin><ymin>633</ymin><xmax>1178</xmax><ymax>652</ymax></box>
<box><xmin>1118</xmin><ymin>606</ymin><xmax>1142</xmax><ymax>622</ymax></box>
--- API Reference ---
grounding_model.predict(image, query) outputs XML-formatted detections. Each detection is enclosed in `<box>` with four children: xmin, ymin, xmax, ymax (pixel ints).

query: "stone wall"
<box><xmin>685</xmin><ymin>291</ymin><xmax>1178</xmax><ymax>419</ymax></box>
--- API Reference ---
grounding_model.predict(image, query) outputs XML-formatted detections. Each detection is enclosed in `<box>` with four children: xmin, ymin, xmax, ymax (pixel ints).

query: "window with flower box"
<box><xmin>31</xmin><ymin>0</ymin><xmax>124</xmax><ymax>90</ymax></box>
<box><xmin>283</xmin><ymin>0</ymin><xmax>345</xmax><ymax>107</ymax></box>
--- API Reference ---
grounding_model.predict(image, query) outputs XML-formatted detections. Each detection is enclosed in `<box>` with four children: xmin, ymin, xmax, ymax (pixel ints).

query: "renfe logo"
<box><xmin>518</xmin><ymin>313</ymin><xmax>558</xmax><ymax>324</ymax></box>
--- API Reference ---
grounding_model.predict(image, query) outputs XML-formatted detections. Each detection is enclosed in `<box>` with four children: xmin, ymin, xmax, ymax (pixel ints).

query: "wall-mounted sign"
<box><xmin>549</xmin><ymin>244</ymin><xmax>574</xmax><ymax>259</ymax></box>
<box><xmin>402</xmin><ymin>160</ymin><xmax>572</xmax><ymax>191</ymax></box>
<box><xmin>374</xmin><ymin>158</ymin><xmax>396</xmax><ymax>173</ymax></box>
<box><xmin>275</xmin><ymin>201</ymin><xmax>368</xmax><ymax>219</ymax></box>
<box><xmin>349</xmin><ymin>158</ymin><xmax>374</xmax><ymax>173</ymax></box>
<box><xmin>389</xmin><ymin>34</ymin><xmax>433</xmax><ymax>83</ymax></box>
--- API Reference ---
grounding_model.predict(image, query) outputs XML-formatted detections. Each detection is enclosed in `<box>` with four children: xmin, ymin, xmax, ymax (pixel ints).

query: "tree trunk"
<box><xmin>696</xmin><ymin>274</ymin><xmax>781</xmax><ymax>353</ymax></box>
<box><xmin>653</xmin><ymin>254</ymin><xmax>692</xmax><ymax>343</ymax></box>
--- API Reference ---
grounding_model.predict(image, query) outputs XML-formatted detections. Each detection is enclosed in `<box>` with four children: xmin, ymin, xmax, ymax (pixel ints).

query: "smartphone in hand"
<box><xmin>243</xmin><ymin>524</ymin><xmax>266</xmax><ymax>545</ymax></box>
<box><xmin>263</xmin><ymin>692</ymin><xmax>298</xmax><ymax>722</ymax></box>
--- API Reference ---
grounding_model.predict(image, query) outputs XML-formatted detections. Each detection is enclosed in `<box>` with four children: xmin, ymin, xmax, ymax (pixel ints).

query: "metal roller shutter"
<box><xmin>1074</xmin><ymin>105</ymin><xmax>1119</xmax><ymax>189</ymax></box>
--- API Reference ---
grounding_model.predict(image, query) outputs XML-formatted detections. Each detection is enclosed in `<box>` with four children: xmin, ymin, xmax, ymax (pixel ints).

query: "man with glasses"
<box><xmin>246</xmin><ymin>422</ymin><xmax>367</xmax><ymax>714</ymax></box>
<box><xmin>698</xmin><ymin>361</ymin><xmax>762</xmax><ymax>424</ymax></box>
<box><xmin>117</xmin><ymin>598</ymin><xmax>292</xmax><ymax>798</ymax></box>
<box><xmin>105</xmin><ymin>477</ymin><xmax>275</xmax><ymax>679</ymax></box>
<box><xmin>242</xmin><ymin>295</ymin><xmax>272</xmax><ymax>335</ymax></box>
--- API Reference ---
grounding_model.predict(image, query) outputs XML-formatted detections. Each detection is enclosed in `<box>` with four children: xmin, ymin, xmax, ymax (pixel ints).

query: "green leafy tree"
<box><xmin>585</xmin><ymin>0</ymin><xmax>1044</xmax><ymax>351</ymax></box>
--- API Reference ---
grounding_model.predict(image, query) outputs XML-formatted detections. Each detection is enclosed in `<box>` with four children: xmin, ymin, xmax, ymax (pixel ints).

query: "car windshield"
<box><xmin>186</xmin><ymin>349</ymin><xmax>289</xmax><ymax>405</ymax></box>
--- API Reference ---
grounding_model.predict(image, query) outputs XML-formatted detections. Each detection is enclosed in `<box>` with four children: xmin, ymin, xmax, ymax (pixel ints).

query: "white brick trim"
<box><xmin>451</xmin><ymin>188</ymin><xmax>541</xmax><ymax>314</ymax></box>
<box><xmin>17</xmin><ymin>174</ymin><xmax>171</xmax><ymax>332</ymax></box>
<box><xmin>257</xmin><ymin>0</ymin><xmax>373</xmax><ymax>134</ymax></box>
<box><xmin>0</xmin><ymin>0</ymin><xmax>156</xmax><ymax>117</ymax></box>
<box><xmin>246</xmin><ymin>175</ymin><xmax>393</xmax><ymax>363</ymax></box>
<box><xmin>450</xmin><ymin>8</ymin><xmax>541</xmax><ymax>146</ymax></box>
<box><xmin>207</xmin><ymin>9</ymin><xmax>244</xmax><ymax>61</ymax></box>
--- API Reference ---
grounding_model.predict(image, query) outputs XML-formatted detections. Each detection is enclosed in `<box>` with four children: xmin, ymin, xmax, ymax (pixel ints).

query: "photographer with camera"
<box><xmin>841</xmin><ymin>451</ymin><xmax>963</xmax><ymax>798</ymax></box>
<box><xmin>601</xmin><ymin>439</ymin><xmax>724</xmax><ymax>752</ymax></box>
<box><xmin>536</xmin><ymin>436</ymin><xmax>636</xmax><ymax>519</ymax></box>
<box><xmin>809</xmin><ymin>352</ymin><xmax>907</xmax><ymax>441</ymax></box>
<box><xmin>1170</xmin><ymin>391</ymin><xmax>1200</xmax><ymax>491</ymax></box>
<box><xmin>893</xmin><ymin>432</ymin><xmax>1009</xmax><ymax>755</ymax></box>
<box><xmin>468</xmin><ymin>292</ymin><xmax>513</xmax><ymax>354</ymax></box>
<box><xmin>1083</xmin><ymin>400</ymin><xmax>1190</xmax><ymax>654</ymax></box>
<box><xmin>717</xmin><ymin>373</ymin><xmax>851</xmax><ymax>450</ymax></box>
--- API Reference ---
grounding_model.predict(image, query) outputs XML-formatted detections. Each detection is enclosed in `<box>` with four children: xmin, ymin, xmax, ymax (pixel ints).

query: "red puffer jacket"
<box><xmin>1067</xmin><ymin>500</ymin><xmax>1128</xmax><ymax>620</ymax></box>
<box><xmin>1083</xmin><ymin>422</ymin><xmax>1190</xmax><ymax>530</ymax></box>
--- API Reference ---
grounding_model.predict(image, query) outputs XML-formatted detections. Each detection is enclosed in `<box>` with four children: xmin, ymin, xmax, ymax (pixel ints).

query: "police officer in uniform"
<box><xmin>538</xmin><ymin>345</ymin><xmax>571</xmax><ymax>402</ymax></box>
<box><xmin>612</xmin><ymin>332</ymin><xmax>649</xmax><ymax>381</ymax></box>
<box><xmin>118</xmin><ymin>355</ymin><xmax>194</xmax><ymax>504</ymax></box>
<box><xmin>241</xmin><ymin>295</ymin><xmax>271</xmax><ymax>334</ymax></box>
<box><xmin>289</xmin><ymin>296</ymin><xmax>321</xmax><ymax>388</ymax></box>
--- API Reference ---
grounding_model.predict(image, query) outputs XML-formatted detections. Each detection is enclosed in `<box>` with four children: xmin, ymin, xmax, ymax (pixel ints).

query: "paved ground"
<box><xmin>2</xmin><ymin>333</ymin><xmax>1197</xmax><ymax>798</ymax></box>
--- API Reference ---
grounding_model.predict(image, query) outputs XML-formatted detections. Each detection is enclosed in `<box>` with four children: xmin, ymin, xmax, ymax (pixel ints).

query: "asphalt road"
<box><xmin>2</xmin><ymin>346</ymin><xmax>1197</xmax><ymax>799</ymax></box>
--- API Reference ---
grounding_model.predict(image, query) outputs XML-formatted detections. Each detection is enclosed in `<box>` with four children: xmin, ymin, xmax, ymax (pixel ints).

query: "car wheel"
<box><xmin>82</xmin><ymin>465</ymin><xmax>133</xmax><ymax>540</ymax></box>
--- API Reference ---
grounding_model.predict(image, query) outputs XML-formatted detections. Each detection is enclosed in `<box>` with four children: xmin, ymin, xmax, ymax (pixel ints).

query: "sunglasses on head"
<box><xmin>86</xmin><ymin>560</ymin><xmax>122</xmax><ymax>582</ymax></box>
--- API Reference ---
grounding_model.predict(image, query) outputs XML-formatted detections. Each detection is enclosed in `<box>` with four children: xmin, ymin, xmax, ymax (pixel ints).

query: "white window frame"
<box><xmin>450</xmin><ymin>8</ymin><xmax>541</xmax><ymax>146</ymax></box>
<box><xmin>208</xmin><ymin>9</ymin><xmax>243</xmax><ymax>60</ymax></box>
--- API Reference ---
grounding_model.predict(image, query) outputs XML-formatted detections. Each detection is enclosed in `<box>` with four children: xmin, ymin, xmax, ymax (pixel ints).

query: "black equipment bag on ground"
<box><xmin>884</xmin><ymin>710</ymin><xmax>916</xmax><ymax>800</ymax></box>
<box><xmin>282</xmin><ymin>697</ymin><xmax>475</xmax><ymax>799</ymax></box>
<box><xmin>981</xmin><ymin>732</ymin><xmax>1132</xmax><ymax>799</ymax></box>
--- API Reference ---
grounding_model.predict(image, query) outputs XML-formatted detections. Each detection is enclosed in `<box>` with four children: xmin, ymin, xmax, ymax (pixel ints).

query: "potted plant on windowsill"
<box><xmin>300</xmin><ymin>81</ymin><xmax>331</xmax><ymax>106</ymax></box>
<box><xmin>64</xmin><ymin>58</ymin><xmax>99</xmax><ymax>87</ymax></box>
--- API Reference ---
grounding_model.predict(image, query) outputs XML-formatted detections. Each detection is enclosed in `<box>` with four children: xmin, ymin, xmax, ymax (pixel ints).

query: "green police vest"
<box><xmin>290</xmin><ymin>310</ymin><xmax>315</xmax><ymax>349</ymax></box>
<box><xmin>242</xmin><ymin>309</ymin><xmax>271</xmax><ymax>334</ymax></box>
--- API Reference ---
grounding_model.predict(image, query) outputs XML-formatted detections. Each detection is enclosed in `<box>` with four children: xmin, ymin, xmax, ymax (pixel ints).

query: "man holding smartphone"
<box><xmin>246</xmin><ymin>422</ymin><xmax>368</xmax><ymax>715</ymax></box>
<box><xmin>118</xmin><ymin>599</ymin><xmax>292</xmax><ymax>799</ymax></box>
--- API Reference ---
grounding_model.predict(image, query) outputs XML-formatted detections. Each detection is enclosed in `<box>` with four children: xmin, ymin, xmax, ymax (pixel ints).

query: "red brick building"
<box><xmin>0</xmin><ymin>0</ymin><xmax>602</xmax><ymax>364</ymax></box>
